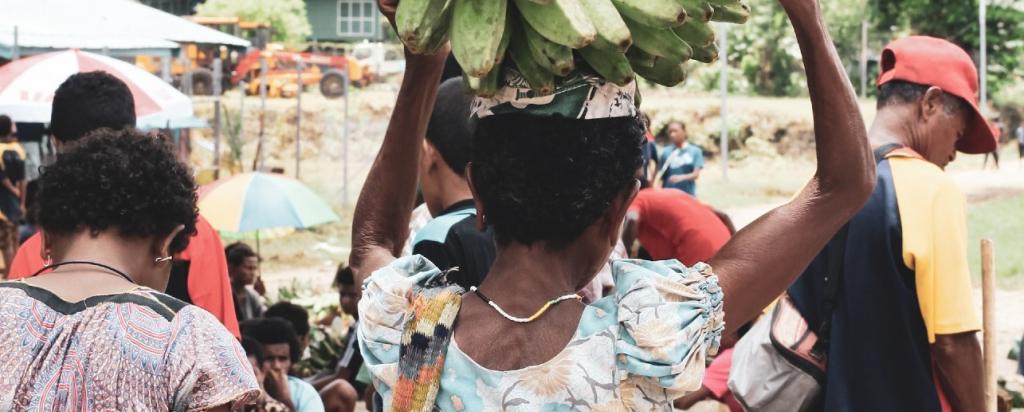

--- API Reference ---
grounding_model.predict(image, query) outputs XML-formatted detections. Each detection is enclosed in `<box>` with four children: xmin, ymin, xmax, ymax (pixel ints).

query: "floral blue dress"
<box><xmin>358</xmin><ymin>255</ymin><xmax>724</xmax><ymax>411</ymax></box>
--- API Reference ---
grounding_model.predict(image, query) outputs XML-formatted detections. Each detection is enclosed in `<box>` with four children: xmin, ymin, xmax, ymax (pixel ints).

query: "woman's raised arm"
<box><xmin>710</xmin><ymin>0</ymin><xmax>876</xmax><ymax>335</ymax></box>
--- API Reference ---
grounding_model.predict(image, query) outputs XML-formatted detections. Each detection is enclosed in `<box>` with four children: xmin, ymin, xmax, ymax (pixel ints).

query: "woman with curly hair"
<box><xmin>352</xmin><ymin>0</ymin><xmax>874</xmax><ymax>410</ymax></box>
<box><xmin>0</xmin><ymin>128</ymin><xmax>259</xmax><ymax>410</ymax></box>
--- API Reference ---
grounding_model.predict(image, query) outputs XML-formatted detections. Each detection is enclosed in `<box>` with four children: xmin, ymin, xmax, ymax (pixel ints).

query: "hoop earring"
<box><xmin>154</xmin><ymin>256</ymin><xmax>173</xmax><ymax>264</ymax></box>
<box><xmin>43</xmin><ymin>250</ymin><xmax>52</xmax><ymax>267</ymax></box>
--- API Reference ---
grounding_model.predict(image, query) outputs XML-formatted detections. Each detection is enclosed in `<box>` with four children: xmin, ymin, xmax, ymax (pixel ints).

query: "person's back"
<box><xmin>6</xmin><ymin>71</ymin><xmax>241</xmax><ymax>337</ymax></box>
<box><xmin>789</xmin><ymin>148</ymin><xmax>953</xmax><ymax>410</ymax></box>
<box><xmin>352</xmin><ymin>2</ymin><xmax>877</xmax><ymax>410</ymax></box>
<box><xmin>788</xmin><ymin>37</ymin><xmax>989</xmax><ymax>411</ymax></box>
<box><xmin>626</xmin><ymin>188</ymin><xmax>731</xmax><ymax>265</ymax></box>
<box><xmin>0</xmin><ymin>128</ymin><xmax>258</xmax><ymax>410</ymax></box>
<box><xmin>0</xmin><ymin>284</ymin><xmax>254</xmax><ymax>410</ymax></box>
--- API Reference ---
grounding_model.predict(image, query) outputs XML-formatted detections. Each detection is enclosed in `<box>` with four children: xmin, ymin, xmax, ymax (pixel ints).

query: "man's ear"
<box><xmin>465</xmin><ymin>163</ymin><xmax>487</xmax><ymax>231</ymax></box>
<box><xmin>920</xmin><ymin>86</ymin><xmax>947</xmax><ymax>121</ymax></box>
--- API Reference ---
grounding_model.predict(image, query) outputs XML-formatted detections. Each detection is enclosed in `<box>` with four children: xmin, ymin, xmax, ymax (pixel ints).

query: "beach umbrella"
<box><xmin>198</xmin><ymin>172</ymin><xmax>340</xmax><ymax>233</ymax></box>
<box><xmin>0</xmin><ymin>49</ymin><xmax>192</xmax><ymax>126</ymax></box>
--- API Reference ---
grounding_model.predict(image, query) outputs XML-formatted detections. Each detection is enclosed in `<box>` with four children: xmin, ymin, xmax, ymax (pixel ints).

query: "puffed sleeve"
<box><xmin>612</xmin><ymin>259</ymin><xmax>724</xmax><ymax>398</ymax></box>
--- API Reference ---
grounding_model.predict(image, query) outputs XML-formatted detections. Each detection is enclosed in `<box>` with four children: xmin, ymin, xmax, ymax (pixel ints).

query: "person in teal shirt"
<box><xmin>657</xmin><ymin>121</ymin><xmax>704</xmax><ymax>196</ymax></box>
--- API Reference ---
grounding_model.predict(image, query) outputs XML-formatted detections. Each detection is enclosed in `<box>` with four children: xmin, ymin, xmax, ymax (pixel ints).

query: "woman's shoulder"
<box><xmin>604</xmin><ymin>259</ymin><xmax>725</xmax><ymax>398</ymax></box>
<box><xmin>357</xmin><ymin>256</ymin><xmax>463</xmax><ymax>383</ymax></box>
<box><xmin>358</xmin><ymin>255</ymin><xmax>459</xmax><ymax>319</ymax></box>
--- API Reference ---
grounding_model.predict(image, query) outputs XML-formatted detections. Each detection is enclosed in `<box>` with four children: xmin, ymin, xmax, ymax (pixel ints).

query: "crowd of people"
<box><xmin>0</xmin><ymin>0</ymin><xmax>1016</xmax><ymax>410</ymax></box>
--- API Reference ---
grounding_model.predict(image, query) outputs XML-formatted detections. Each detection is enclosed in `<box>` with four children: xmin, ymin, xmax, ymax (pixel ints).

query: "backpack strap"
<box><xmin>390</xmin><ymin>281</ymin><xmax>463</xmax><ymax>412</ymax></box>
<box><xmin>811</xmin><ymin>143</ymin><xmax>903</xmax><ymax>356</ymax></box>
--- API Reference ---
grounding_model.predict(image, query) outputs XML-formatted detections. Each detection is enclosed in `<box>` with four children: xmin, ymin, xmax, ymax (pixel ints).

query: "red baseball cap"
<box><xmin>876</xmin><ymin>36</ymin><xmax>997</xmax><ymax>154</ymax></box>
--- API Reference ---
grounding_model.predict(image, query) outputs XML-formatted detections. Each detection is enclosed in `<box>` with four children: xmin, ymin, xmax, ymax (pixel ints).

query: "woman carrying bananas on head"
<box><xmin>351</xmin><ymin>0</ymin><xmax>874</xmax><ymax>410</ymax></box>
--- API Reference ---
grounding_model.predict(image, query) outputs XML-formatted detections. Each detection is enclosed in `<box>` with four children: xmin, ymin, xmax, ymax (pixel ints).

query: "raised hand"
<box><xmin>379</xmin><ymin>0</ymin><xmax>398</xmax><ymax>29</ymax></box>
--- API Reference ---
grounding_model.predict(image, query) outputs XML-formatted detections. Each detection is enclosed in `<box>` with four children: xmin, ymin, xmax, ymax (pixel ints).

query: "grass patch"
<box><xmin>699</xmin><ymin>155</ymin><xmax>814</xmax><ymax>209</ymax></box>
<box><xmin>968</xmin><ymin>194</ymin><xmax>1024</xmax><ymax>288</ymax></box>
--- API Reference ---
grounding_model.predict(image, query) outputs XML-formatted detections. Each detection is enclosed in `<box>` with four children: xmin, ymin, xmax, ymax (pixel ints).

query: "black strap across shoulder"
<box><xmin>812</xmin><ymin>143</ymin><xmax>903</xmax><ymax>356</ymax></box>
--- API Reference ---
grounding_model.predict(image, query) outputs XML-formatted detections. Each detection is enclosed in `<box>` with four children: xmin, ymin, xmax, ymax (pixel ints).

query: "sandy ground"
<box><xmin>724</xmin><ymin>162</ymin><xmax>1024</xmax><ymax>229</ymax></box>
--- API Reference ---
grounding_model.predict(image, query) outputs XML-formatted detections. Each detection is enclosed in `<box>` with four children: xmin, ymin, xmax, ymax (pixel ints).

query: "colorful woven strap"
<box><xmin>390</xmin><ymin>280</ymin><xmax>463</xmax><ymax>412</ymax></box>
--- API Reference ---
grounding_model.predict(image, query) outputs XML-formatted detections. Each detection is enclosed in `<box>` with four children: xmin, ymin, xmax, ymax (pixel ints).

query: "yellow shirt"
<box><xmin>889</xmin><ymin>150</ymin><xmax>981</xmax><ymax>342</ymax></box>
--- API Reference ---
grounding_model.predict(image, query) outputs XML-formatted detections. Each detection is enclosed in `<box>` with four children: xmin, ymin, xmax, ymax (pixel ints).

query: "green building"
<box><xmin>306</xmin><ymin>0</ymin><xmax>384</xmax><ymax>42</ymax></box>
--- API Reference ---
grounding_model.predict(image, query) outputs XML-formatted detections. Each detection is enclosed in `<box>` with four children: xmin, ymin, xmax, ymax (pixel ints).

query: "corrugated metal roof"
<box><xmin>0</xmin><ymin>0</ymin><xmax>250</xmax><ymax>51</ymax></box>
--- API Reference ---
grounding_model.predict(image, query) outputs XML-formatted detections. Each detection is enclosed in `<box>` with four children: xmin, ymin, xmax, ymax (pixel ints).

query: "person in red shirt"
<box><xmin>6</xmin><ymin>72</ymin><xmax>239</xmax><ymax>337</ymax></box>
<box><xmin>622</xmin><ymin>187</ymin><xmax>732</xmax><ymax>266</ymax></box>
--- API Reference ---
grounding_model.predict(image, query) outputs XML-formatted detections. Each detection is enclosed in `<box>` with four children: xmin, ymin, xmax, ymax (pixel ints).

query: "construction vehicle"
<box><xmin>230</xmin><ymin>48</ymin><xmax>369</xmax><ymax>98</ymax></box>
<box><xmin>350</xmin><ymin>42</ymin><xmax>406</xmax><ymax>79</ymax></box>
<box><xmin>134</xmin><ymin>17</ymin><xmax>269</xmax><ymax>95</ymax></box>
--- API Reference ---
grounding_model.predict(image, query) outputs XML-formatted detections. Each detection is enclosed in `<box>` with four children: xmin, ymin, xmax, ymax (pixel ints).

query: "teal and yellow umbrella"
<box><xmin>198</xmin><ymin>172</ymin><xmax>340</xmax><ymax>232</ymax></box>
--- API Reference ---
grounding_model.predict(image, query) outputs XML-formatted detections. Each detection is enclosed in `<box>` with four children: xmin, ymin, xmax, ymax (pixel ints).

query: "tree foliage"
<box><xmin>196</xmin><ymin>0</ymin><xmax>313</xmax><ymax>48</ymax></box>
<box><xmin>714</xmin><ymin>0</ymin><xmax>1024</xmax><ymax>97</ymax></box>
<box><xmin>869</xmin><ymin>0</ymin><xmax>1024</xmax><ymax>91</ymax></box>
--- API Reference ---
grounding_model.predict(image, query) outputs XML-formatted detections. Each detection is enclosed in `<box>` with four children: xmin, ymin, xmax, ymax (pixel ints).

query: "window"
<box><xmin>337</xmin><ymin>0</ymin><xmax>378</xmax><ymax>37</ymax></box>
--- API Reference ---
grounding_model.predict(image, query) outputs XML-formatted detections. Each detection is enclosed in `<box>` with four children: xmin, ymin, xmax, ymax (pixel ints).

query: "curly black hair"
<box><xmin>35</xmin><ymin>128</ymin><xmax>198</xmax><ymax>254</ymax></box>
<box><xmin>265</xmin><ymin>301</ymin><xmax>311</xmax><ymax>337</ymax></box>
<box><xmin>50</xmin><ymin>72</ymin><xmax>136</xmax><ymax>143</ymax></box>
<box><xmin>240</xmin><ymin>317</ymin><xmax>302</xmax><ymax>364</ymax></box>
<box><xmin>471</xmin><ymin>114</ymin><xmax>643</xmax><ymax>248</ymax></box>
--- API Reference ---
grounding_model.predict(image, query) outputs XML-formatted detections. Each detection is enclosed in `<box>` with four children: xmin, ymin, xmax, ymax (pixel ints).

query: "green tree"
<box><xmin>723</xmin><ymin>0</ymin><xmax>870</xmax><ymax>96</ymax></box>
<box><xmin>196</xmin><ymin>0</ymin><xmax>313</xmax><ymax>48</ymax></box>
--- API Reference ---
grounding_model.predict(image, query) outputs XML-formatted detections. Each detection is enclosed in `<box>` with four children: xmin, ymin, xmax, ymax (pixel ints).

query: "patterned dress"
<box><xmin>0</xmin><ymin>281</ymin><xmax>260</xmax><ymax>411</ymax></box>
<box><xmin>358</xmin><ymin>256</ymin><xmax>725</xmax><ymax>411</ymax></box>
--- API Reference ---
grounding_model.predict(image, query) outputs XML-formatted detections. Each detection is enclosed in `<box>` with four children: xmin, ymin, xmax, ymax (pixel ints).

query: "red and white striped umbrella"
<box><xmin>0</xmin><ymin>49</ymin><xmax>192</xmax><ymax>126</ymax></box>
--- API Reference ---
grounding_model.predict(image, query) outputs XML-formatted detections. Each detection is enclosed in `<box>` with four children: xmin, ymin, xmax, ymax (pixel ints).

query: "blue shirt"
<box><xmin>658</xmin><ymin>143</ymin><xmax>704</xmax><ymax>196</ymax></box>
<box><xmin>288</xmin><ymin>376</ymin><xmax>325</xmax><ymax>412</ymax></box>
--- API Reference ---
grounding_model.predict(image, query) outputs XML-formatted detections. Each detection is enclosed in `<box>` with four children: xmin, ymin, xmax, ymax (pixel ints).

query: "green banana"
<box><xmin>578</xmin><ymin>46</ymin><xmax>634</xmax><ymax>86</ymax></box>
<box><xmin>672</xmin><ymin>19</ymin><xmax>715</xmax><ymax>47</ymax></box>
<box><xmin>633</xmin><ymin>57</ymin><xmax>687</xmax><ymax>86</ymax></box>
<box><xmin>711</xmin><ymin>2</ymin><xmax>751</xmax><ymax>24</ymax></box>
<box><xmin>514</xmin><ymin>0</ymin><xmax>596</xmax><ymax>49</ymax></box>
<box><xmin>625</xmin><ymin>47</ymin><xmax>657</xmax><ymax>68</ymax></box>
<box><xmin>464</xmin><ymin>66</ymin><xmax>503</xmax><ymax>98</ymax></box>
<box><xmin>451</xmin><ymin>0</ymin><xmax>508</xmax><ymax>77</ymax></box>
<box><xmin>494</xmin><ymin>18</ymin><xmax>512</xmax><ymax>65</ymax></box>
<box><xmin>679</xmin><ymin>1</ymin><xmax>714</xmax><ymax>23</ymax></box>
<box><xmin>580</xmin><ymin>0</ymin><xmax>632</xmax><ymax>52</ymax></box>
<box><xmin>623</xmin><ymin>16</ymin><xmax>693</xmax><ymax>63</ymax></box>
<box><xmin>508</xmin><ymin>25</ymin><xmax>556</xmax><ymax>95</ymax></box>
<box><xmin>396</xmin><ymin>0</ymin><xmax>453</xmax><ymax>50</ymax></box>
<box><xmin>707</xmin><ymin>0</ymin><xmax>742</xmax><ymax>6</ymax></box>
<box><xmin>690</xmin><ymin>41</ymin><xmax>719</xmax><ymax>63</ymax></box>
<box><xmin>522</xmin><ymin>20</ymin><xmax>575</xmax><ymax>76</ymax></box>
<box><xmin>611</xmin><ymin>0</ymin><xmax>687</xmax><ymax>28</ymax></box>
<box><xmin>415</xmin><ymin>5</ymin><xmax>454</xmax><ymax>54</ymax></box>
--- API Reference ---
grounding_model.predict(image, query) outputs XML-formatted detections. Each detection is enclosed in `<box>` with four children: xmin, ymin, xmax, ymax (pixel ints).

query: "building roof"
<box><xmin>0</xmin><ymin>0</ymin><xmax>249</xmax><ymax>57</ymax></box>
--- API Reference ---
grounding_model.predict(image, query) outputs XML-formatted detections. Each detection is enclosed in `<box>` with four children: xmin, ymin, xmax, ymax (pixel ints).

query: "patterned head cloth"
<box><xmin>471</xmin><ymin>68</ymin><xmax>639</xmax><ymax>120</ymax></box>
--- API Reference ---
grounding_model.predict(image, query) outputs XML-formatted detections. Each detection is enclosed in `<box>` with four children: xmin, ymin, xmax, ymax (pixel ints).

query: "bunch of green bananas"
<box><xmin>396</xmin><ymin>0</ymin><xmax>750</xmax><ymax>96</ymax></box>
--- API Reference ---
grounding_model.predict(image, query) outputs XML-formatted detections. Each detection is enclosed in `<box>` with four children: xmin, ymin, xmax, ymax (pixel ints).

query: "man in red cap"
<box><xmin>787</xmin><ymin>36</ymin><xmax>990</xmax><ymax>411</ymax></box>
